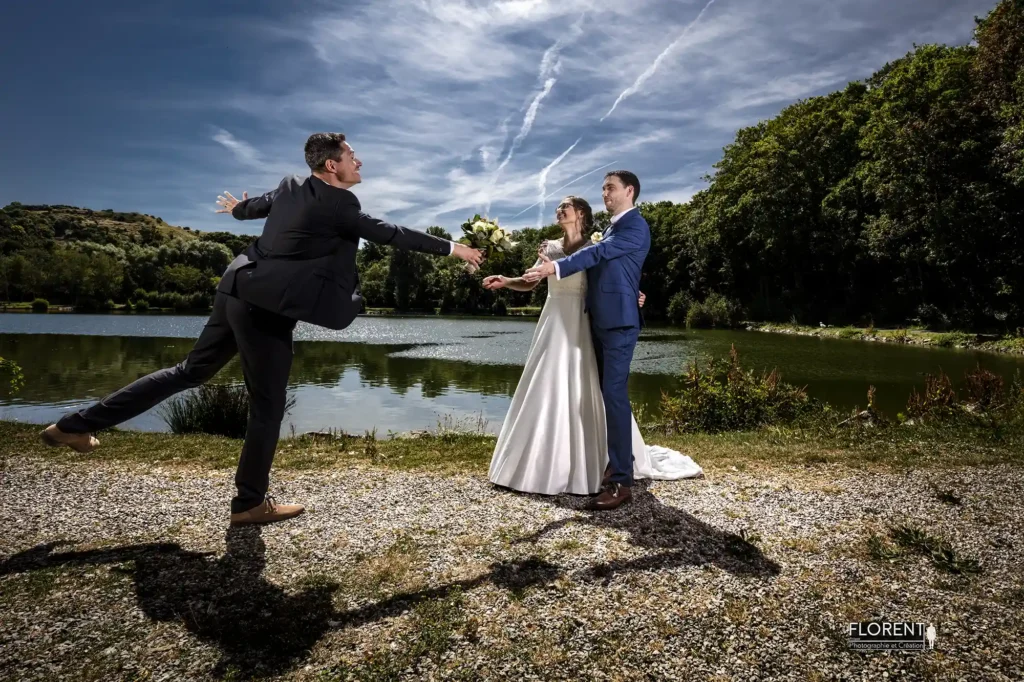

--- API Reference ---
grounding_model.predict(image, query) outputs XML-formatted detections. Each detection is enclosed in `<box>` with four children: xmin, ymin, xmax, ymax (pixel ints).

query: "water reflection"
<box><xmin>1</xmin><ymin>314</ymin><xmax>1023</xmax><ymax>435</ymax></box>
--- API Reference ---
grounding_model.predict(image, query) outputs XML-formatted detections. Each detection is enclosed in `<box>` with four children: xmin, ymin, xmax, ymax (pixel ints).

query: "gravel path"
<box><xmin>1</xmin><ymin>455</ymin><xmax>1022</xmax><ymax>681</ymax></box>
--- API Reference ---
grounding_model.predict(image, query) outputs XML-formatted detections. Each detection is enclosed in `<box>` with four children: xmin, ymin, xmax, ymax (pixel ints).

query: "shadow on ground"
<box><xmin>1</xmin><ymin>488</ymin><xmax>777</xmax><ymax>678</ymax></box>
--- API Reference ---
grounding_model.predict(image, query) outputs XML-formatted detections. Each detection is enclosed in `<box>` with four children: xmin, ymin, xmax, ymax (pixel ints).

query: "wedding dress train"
<box><xmin>488</xmin><ymin>240</ymin><xmax>702</xmax><ymax>495</ymax></box>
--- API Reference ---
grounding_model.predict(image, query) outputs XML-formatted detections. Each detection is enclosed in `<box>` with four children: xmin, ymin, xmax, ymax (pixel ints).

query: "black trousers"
<box><xmin>57</xmin><ymin>293</ymin><xmax>297</xmax><ymax>513</ymax></box>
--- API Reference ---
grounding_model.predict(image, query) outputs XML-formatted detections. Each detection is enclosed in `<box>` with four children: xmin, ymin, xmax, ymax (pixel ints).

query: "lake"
<box><xmin>1</xmin><ymin>313</ymin><xmax>1022</xmax><ymax>436</ymax></box>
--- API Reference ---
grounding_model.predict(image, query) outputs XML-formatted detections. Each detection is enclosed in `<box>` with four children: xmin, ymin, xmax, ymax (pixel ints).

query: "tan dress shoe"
<box><xmin>230</xmin><ymin>497</ymin><xmax>305</xmax><ymax>526</ymax></box>
<box><xmin>39</xmin><ymin>424</ymin><xmax>100</xmax><ymax>453</ymax></box>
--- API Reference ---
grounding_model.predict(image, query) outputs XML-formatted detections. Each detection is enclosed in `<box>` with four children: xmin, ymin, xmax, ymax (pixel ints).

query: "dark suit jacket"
<box><xmin>216</xmin><ymin>174</ymin><xmax>452</xmax><ymax>330</ymax></box>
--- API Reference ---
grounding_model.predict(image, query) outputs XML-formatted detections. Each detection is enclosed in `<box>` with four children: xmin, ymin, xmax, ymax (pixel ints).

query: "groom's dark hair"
<box><xmin>605</xmin><ymin>170</ymin><xmax>640</xmax><ymax>203</ymax></box>
<box><xmin>304</xmin><ymin>132</ymin><xmax>347</xmax><ymax>171</ymax></box>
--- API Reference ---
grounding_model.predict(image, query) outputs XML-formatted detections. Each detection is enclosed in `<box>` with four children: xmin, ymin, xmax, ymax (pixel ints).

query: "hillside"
<box><xmin>0</xmin><ymin>202</ymin><xmax>256</xmax><ymax>311</ymax></box>
<box><xmin>0</xmin><ymin>202</ymin><xmax>253</xmax><ymax>254</ymax></box>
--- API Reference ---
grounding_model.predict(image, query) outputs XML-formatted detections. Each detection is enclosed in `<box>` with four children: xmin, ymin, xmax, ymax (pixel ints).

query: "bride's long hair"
<box><xmin>561</xmin><ymin>195</ymin><xmax>594</xmax><ymax>235</ymax></box>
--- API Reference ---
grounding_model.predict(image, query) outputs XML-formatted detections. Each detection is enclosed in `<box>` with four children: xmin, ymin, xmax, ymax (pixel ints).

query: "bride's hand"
<box><xmin>482</xmin><ymin>275</ymin><xmax>507</xmax><ymax>290</ymax></box>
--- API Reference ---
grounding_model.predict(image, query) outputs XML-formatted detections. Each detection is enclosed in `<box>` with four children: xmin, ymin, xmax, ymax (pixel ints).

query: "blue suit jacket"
<box><xmin>555</xmin><ymin>208</ymin><xmax>650</xmax><ymax>329</ymax></box>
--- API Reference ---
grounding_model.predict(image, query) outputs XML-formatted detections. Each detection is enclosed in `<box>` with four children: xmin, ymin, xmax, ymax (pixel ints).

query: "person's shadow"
<box><xmin>0</xmin><ymin>528</ymin><xmax>564</xmax><ymax>678</ymax></box>
<box><xmin>511</xmin><ymin>481</ymin><xmax>781</xmax><ymax>582</ymax></box>
<box><xmin>1</xmin><ymin>487</ymin><xmax>777</xmax><ymax>678</ymax></box>
<box><xmin>0</xmin><ymin>527</ymin><xmax>337</xmax><ymax>677</ymax></box>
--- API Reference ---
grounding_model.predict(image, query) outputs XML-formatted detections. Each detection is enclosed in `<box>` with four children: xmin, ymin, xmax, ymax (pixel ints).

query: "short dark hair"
<box><xmin>605</xmin><ymin>170</ymin><xmax>640</xmax><ymax>202</ymax></box>
<box><xmin>304</xmin><ymin>132</ymin><xmax>347</xmax><ymax>171</ymax></box>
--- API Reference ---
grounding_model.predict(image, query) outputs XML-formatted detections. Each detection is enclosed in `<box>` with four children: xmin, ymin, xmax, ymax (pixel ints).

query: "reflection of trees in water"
<box><xmin>0</xmin><ymin>335</ymin><xmax>529</xmax><ymax>404</ymax></box>
<box><xmin>0</xmin><ymin>334</ymin><xmax>204</xmax><ymax>402</ymax></box>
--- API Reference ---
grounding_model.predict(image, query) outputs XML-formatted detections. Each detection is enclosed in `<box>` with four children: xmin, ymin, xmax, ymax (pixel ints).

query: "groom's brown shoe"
<box><xmin>602</xmin><ymin>465</ymin><xmax>613</xmax><ymax>486</ymax></box>
<box><xmin>589</xmin><ymin>482</ymin><xmax>632</xmax><ymax>511</ymax></box>
<box><xmin>230</xmin><ymin>497</ymin><xmax>305</xmax><ymax>526</ymax></box>
<box><xmin>39</xmin><ymin>424</ymin><xmax>99</xmax><ymax>453</ymax></box>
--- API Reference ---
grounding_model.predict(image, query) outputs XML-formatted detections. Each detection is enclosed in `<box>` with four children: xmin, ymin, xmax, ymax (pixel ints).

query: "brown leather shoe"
<box><xmin>230</xmin><ymin>497</ymin><xmax>305</xmax><ymax>526</ymax></box>
<box><xmin>601</xmin><ymin>465</ymin><xmax>613</xmax><ymax>486</ymax></box>
<box><xmin>40</xmin><ymin>424</ymin><xmax>99</xmax><ymax>453</ymax></box>
<box><xmin>588</xmin><ymin>482</ymin><xmax>632</xmax><ymax>511</ymax></box>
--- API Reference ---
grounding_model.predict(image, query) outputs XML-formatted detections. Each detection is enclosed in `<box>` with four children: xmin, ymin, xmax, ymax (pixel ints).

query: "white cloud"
<box><xmin>211</xmin><ymin>128</ymin><xmax>261</xmax><ymax>165</ymax></box>
<box><xmin>109</xmin><ymin>0</ymin><xmax>997</xmax><ymax>235</ymax></box>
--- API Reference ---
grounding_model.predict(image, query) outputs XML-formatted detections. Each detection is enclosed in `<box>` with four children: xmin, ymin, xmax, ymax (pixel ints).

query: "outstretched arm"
<box><xmin>522</xmin><ymin>221</ymin><xmax>646</xmax><ymax>282</ymax></box>
<box><xmin>353</xmin><ymin>212</ymin><xmax>483</xmax><ymax>266</ymax></box>
<box><xmin>217</xmin><ymin>189</ymin><xmax>279</xmax><ymax>220</ymax></box>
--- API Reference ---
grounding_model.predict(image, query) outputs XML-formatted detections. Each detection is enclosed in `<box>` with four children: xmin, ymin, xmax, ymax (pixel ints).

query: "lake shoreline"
<box><xmin>5</xmin><ymin>306</ymin><xmax>1021</xmax><ymax>356</ymax></box>
<box><xmin>744</xmin><ymin>321</ymin><xmax>1024</xmax><ymax>356</ymax></box>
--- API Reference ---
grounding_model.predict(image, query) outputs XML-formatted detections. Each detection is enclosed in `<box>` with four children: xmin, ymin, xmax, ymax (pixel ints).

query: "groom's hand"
<box><xmin>639</xmin><ymin>291</ymin><xmax>646</xmax><ymax>308</ymax></box>
<box><xmin>523</xmin><ymin>252</ymin><xmax>555</xmax><ymax>282</ymax></box>
<box><xmin>452</xmin><ymin>243</ymin><xmax>484</xmax><ymax>267</ymax></box>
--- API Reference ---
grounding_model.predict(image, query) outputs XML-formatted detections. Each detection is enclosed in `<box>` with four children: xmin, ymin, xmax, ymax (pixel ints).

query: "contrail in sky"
<box><xmin>600</xmin><ymin>0</ymin><xmax>718</xmax><ymax>121</ymax></box>
<box><xmin>483</xmin><ymin>16</ymin><xmax>586</xmax><ymax>214</ymax></box>
<box><xmin>511</xmin><ymin>160</ymin><xmax>618</xmax><ymax>219</ymax></box>
<box><xmin>536</xmin><ymin>137</ymin><xmax>581</xmax><ymax>227</ymax></box>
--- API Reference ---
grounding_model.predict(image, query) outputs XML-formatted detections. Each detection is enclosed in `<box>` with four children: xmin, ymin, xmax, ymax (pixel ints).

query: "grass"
<box><xmin>868</xmin><ymin>524</ymin><xmax>983</xmax><ymax>576</ymax></box>
<box><xmin>161</xmin><ymin>383</ymin><xmax>298</xmax><ymax>438</ymax></box>
<box><xmin>318</xmin><ymin>589</ymin><xmax>467</xmax><ymax>681</ymax></box>
<box><xmin>4</xmin><ymin>408</ymin><xmax>1024</xmax><ymax>475</ymax></box>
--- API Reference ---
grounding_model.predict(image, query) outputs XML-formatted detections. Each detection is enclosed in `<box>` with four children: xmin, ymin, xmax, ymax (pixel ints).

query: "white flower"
<box><xmin>500</xmin><ymin>237</ymin><xmax>513</xmax><ymax>250</ymax></box>
<box><xmin>473</xmin><ymin>220</ymin><xmax>490</xmax><ymax>233</ymax></box>
<box><xmin>591</xmin><ymin>231</ymin><xmax>603</xmax><ymax>243</ymax></box>
<box><xmin>489</xmin><ymin>229</ymin><xmax>504</xmax><ymax>244</ymax></box>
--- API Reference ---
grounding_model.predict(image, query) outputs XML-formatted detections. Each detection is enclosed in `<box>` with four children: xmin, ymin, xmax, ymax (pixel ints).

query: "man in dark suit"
<box><xmin>40</xmin><ymin>132</ymin><xmax>484</xmax><ymax>526</ymax></box>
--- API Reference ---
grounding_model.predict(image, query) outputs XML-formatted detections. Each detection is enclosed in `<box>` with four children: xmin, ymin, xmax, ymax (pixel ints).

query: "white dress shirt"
<box><xmin>553</xmin><ymin>206</ymin><xmax>636</xmax><ymax>280</ymax></box>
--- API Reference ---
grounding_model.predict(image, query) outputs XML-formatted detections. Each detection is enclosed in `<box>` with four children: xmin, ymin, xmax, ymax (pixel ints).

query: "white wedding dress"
<box><xmin>488</xmin><ymin>239</ymin><xmax>703</xmax><ymax>495</ymax></box>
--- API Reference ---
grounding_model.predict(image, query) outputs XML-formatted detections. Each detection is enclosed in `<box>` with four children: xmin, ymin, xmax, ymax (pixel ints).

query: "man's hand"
<box><xmin>452</xmin><ymin>243</ymin><xmax>484</xmax><ymax>267</ymax></box>
<box><xmin>215</xmin><ymin>191</ymin><xmax>247</xmax><ymax>214</ymax></box>
<box><xmin>482</xmin><ymin>275</ymin><xmax>507</xmax><ymax>290</ymax></box>
<box><xmin>522</xmin><ymin>252</ymin><xmax>555</xmax><ymax>283</ymax></box>
<box><xmin>639</xmin><ymin>291</ymin><xmax>646</xmax><ymax>308</ymax></box>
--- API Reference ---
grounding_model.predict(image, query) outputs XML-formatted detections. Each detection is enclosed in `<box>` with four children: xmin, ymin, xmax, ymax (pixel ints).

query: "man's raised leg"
<box><xmin>41</xmin><ymin>293</ymin><xmax>239</xmax><ymax>451</ymax></box>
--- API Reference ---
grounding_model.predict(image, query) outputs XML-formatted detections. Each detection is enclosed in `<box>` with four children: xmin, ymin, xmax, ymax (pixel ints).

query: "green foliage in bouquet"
<box><xmin>458</xmin><ymin>215</ymin><xmax>517</xmax><ymax>266</ymax></box>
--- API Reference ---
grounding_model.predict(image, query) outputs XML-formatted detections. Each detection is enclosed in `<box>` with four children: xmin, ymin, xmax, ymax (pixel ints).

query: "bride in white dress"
<box><xmin>482</xmin><ymin>196</ymin><xmax>702</xmax><ymax>495</ymax></box>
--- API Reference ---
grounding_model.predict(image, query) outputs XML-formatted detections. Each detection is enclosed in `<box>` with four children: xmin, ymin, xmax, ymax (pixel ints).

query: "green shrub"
<box><xmin>667</xmin><ymin>291</ymin><xmax>691</xmax><ymax>324</ymax></box>
<box><xmin>933</xmin><ymin>331</ymin><xmax>974</xmax><ymax>348</ymax></box>
<box><xmin>685</xmin><ymin>293</ymin><xmax>741</xmax><ymax>329</ymax></box>
<box><xmin>31</xmin><ymin>298</ymin><xmax>49</xmax><ymax>313</ymax></box>
<box><xmin>133</xmin><ymin>299</ymin><xmax>150</xmax><ymax>312</ymax></box>
<box><xmin>905</xmin><ymin>365</ymin><xmax>1021</xmax><ymax>425</ymax></box>
<box><xmin>161</xmin><ymin>384</ymin><xmax>296</xmax><ymax>438</ymax></box>
<box><xmin>0</xmin><ymin>356</ymin><xmax>24</xmax><ymax>393</ymax></box>
<box><xmin>660</xmin><ymin>346</ymin><xmax>823</xmax><ymax>433</ymax></box>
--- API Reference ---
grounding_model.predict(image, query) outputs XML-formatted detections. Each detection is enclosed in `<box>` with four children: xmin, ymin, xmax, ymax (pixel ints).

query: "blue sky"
<box><xmin>0</xmin><ymin>0</ymin><xmax>998</xmax><ymax>236</ymax></box>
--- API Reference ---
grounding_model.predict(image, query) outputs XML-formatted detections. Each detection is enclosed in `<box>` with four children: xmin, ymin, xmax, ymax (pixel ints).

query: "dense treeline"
<box><xmin>2</xmin><ymin>1</ymin><xmax>1022</xmax><ymax>328</ymax></box>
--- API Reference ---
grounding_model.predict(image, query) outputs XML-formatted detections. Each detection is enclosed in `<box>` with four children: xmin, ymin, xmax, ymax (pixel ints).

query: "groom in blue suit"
<box><xmin>524</xmin><ymin>170</ymin><xmax>650</xmax><ymax>510</ymax></box>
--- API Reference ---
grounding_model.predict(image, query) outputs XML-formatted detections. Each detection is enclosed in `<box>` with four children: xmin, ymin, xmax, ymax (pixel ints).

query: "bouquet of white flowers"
<box><xmin>458</xmin><ymin>214</ymin><xmax>517</xmax><ymax>273</ymax></box>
